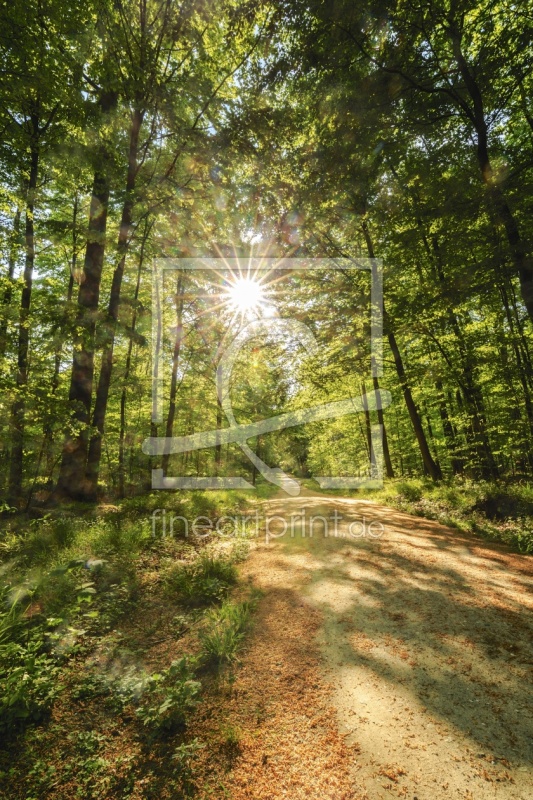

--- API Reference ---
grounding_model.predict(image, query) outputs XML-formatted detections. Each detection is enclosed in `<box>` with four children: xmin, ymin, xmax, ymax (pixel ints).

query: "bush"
<box><xmin>474</xmin><ymin>484</ymin><xmax>533</xmax><ymax>521</ymax></box>
<box><xmin>16</xmin><ymin>517</ymin><xmax>78</xmax><ymax>566</ymax></box>
<box><xmin>0</xmin><ymin>637</ymin><xmax>60</xmax><ymax>736</ymax></box>
<box><xmin>135</xmin><ymin>658</ymin><xmax>201</xmax><ymax>738</ymax></box>
<box><xmin>71</xmin><ymin>671</ymin><xmax>111</xmax><ymax>702</ymax></box>
<box><xmin>199</xmin><ymin>600</ymin><xmax>253</xmax><ymax>668</ymax></box>
<box><xmin>360</xmin><ymin>479</ymin><xmax>533</xmax><ymax>554</ymax></box>
<box><xmin>396</xmin><ymin>481</ymin><xmax>424</xmax><ymax>502</ymax></box>
<box><xmin>0</xmin><ymin>588</ymin><xmax>59</xmax><ymax>738</ymax></box>
<box><xmin>94</xmin><ymin>517</ymin><xmax>150</xmax><ymax>556</ymax></box>
<box><xmin>172</xmin><ymin>738</ymin><xmax>204</xmax><ymax>789</ymax></box>
<box><xmin>166</xmin><ymin>553</ymin><xmax>237</xmax><ymax>606</ymax></box>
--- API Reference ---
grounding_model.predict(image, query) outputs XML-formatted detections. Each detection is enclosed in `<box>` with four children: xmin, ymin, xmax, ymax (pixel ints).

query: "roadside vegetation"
<box><xmin>0</xmin><ymin>490</ymin><xmax>260</xmax><ymax>799</ymax></box>
<box><xmin>341</xmin><ymin>479</ymin><xmax>533</xmax><ymax>554</ymax></box>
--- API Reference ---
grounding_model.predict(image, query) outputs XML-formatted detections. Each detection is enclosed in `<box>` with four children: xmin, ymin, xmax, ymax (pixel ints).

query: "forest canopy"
<box><xmin>0</xmin><ymin>0</ymin><xmax>532</xmax><ymax>505</ymax></box>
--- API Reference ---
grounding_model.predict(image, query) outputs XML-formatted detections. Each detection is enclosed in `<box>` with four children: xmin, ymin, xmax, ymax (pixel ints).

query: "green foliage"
<box><xmin>396</xmin><ymin>481</ymin><xmax>424</xmax><ymax>503</ymax></box>
<box><xmin>474</xmin><ymin>485</ymin><xmax>533</xmax><ymax>521</ymax></box>
<box><xmin>166</xmin><ymin>552</ymin><xmax>238</xmax><ymax>606</ymax></box>
<box><xmin>360</xmin><ymin>480</ymin><xmax>533</xmax><ymax>553</ymax></box>
<box><xmin>90</xmin><ymin>516</ymin><xmax>151</xmax><ymax>557</ymax></box>
<box><xmin>16</xmin><ymin>517</ymin><xmax>77</xmax><ymax>565</ymax></box>
<box><xmin>172</xmin><ymin>738</ymin><xmax>204</xmax><ymax>784</ymax></box>
<box><xmin>199</xmin><ymin>600</ymin><xmax>253</xmax><ymax>668</ymax></box>
<box><xmin>0</xmin><ymin>636</ymin><xmax>60</xmax><ymax>736</ymax></box>
<box><xmin>135</xmin><ymin>657</ymin><xmax>201</xmax><ymax>738</ymax></box>
<box><xmin>71</xmin><ymin>671</ymin><xmax>110</xmax><ymax>703</ymax></box>
<box><xmin>219</xmin><ymin>722</ymin><xmax>242</xmax><ymax>751</ymax></box>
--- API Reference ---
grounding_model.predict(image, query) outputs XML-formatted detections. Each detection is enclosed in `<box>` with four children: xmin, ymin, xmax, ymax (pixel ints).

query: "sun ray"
<box><xmin>224</xmin><ymin>275</ymin><xmax>268</xmax><ymax>317</ymax></box>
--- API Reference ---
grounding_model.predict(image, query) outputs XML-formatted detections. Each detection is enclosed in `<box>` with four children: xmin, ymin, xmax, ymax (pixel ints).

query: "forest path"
<box><xmin>233</xmin><ymin>489</ymin><xmax>533</xmax><ymax>799</ymax></box>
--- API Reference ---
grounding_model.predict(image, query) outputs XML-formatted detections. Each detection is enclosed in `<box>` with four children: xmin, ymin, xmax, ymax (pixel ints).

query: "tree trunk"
<box><xmin>400</xmin><ymin>172</ymin><xmax>497</xmax><ymax>479</ymax></box>
<box><xmin>162</xmin><ymin>273</ymin><xmax>185</xmax><ymax>475</ymax></box>
<box><xmin>496</xmin><ymin>257</ymin><xmax>533</xmax><ymax>458</ymax></box>
<box><xmin>118</xmin><ymin>220</ymin><xmax>151</xmax><ymax>497</ymax></box>
<box><xmin>8</xmin><ymin>134</ymin><xmax>39</xmax><ymax>504</ymax></box>
<box><xmin>361</xmin><ymin>219</ymin><xmax>441</xmax><ymax>480</ymax></box>
<box><xmin>27</xmin><ymin>219</ymin><xmax>77</xmax><ymax>509</ymax></box>
<box><xmin>387</xmin><ymin>323</ymin><xmax>442</xmax><ymax>481</ymax></box>
<box><xmin>214</xmin><ymin>395</ymin><xmax>223</xmax><ymax>475</ymax></box>
<box><xmin>372</xmin><ymin>375</ymin><xmax>394</xmax><ymax>478</ymax></box>
<box><xmin>85</xmin><ymin>106</ymin><xmax>143</xmax><ymax>499</ymax></box>
<box><xmin>361</xmin><ymin>378</ymin><xmax>376</xmax><ymax>474</ymax></box>
<box><xmin>449</xmin><ymin>25</ymin><xmax>533</xmax><ymax>321</ymax></box>
<box><xmin>55</xmin><ymin>89</ymin><xmax>118</xmax><ymax>500</ymax></box>
<box><xmin>429</xmin><ymin>236</ymin><xmax>497</xmax><ymax>478</ymax></box>
<box><xmin>435</xmin><ymin>379</ymin><xmax>463</xmax><ymax>474</ymax></box>
<box><xmin>0</xmin><ymin>208</ymin><xmax>21</xmax><ymax>359</ymax></box>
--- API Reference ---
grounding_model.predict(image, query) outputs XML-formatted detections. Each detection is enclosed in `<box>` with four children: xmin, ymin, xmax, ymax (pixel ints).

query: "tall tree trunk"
<box><xmin>8</xmin><ymin>133</ymin><xmax>39</xmax><ymax>504</ymax></box>
<box><xmin>372</xmin><ymin>375</ymin><xmax>394</xmax><ymax>478</ymax></box>
<box><xmin>387</xmin><ymin>322</ymin><xmax>442</xmax><ymax>481</ymax></box>
<box><xmin>361</xmin><ymin>378</ymin><xmax>375</xmax><ymax>469</ymax></box>
<box><xmin>118</xmin><ymin>220</ymin><xmax>151</xmax><ymax>497</ymax></box>
<box><xmin>449</xmin><ymin>24</ymin><xmax>533</xmax><ymax>321</ymax></box>
<box><xmin>27</xmin><ymin>220</ymin><xmax>77</xmax><ymax>509</ymax></box>
<box><xmin>55</xmin><ymin>90</ymin><xmax>117</xmax><ymax>500</ymax></box>
<box><xmin>0</xmin><ymin>208</ymin><xmax>21</xmax><ymax>359</ymax></box>
<box><xmin>86</xmin><ymin>104</ymin><xmax>142</xmax><ymax>502</ymax></box>
<box><xmin>393</xmin><ymin>403</ymin><xmax>405</xmax><ymax>476</ymax></box>
<box><xmin>85</xmin><ymin>107</ymin><xmax>143</xmax><ymax>499</ymax></box>
<box><xmin>361</xmin><ymin>219</ymin><xmax>442</xmax><ymax>480</ymax></box>
<box><xmin>162</xmin><ymin>273</ymin><xmax>185</xmax><ymax>475</ymax></box>
<box><xmin>430</xmin><ymin>236</ymin><xmax>497</xmax><ymax>478</ymax></box>
<box><xmin>517</xmin><ymin>76</ymin><xmax>533</xmax><ymax>142</ymax></box>
<box><xmin>214</xmin><ymin>396</ymin><xmax>223</xmax><ymax>475</ymax></box>
<box><xmin>496</xmin><ymin>257</ymin><xmax>533</xmax><ymax>454</ymax></box>
<box><xmin>395</xmin><ymin>166</ymin><xmax>497</xmax><ymax>479</ymax></box>
<box><xmin>435</xmin><ymin>379</ymin><xmax>463</xmax><ymax>474</ymax></box>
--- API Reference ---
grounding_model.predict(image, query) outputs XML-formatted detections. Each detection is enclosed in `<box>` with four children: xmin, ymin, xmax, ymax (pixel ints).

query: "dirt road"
<box><xmin>225</xmin><ymin>490</ymin><xmax>533</xmax><ymax>800</ymax></box>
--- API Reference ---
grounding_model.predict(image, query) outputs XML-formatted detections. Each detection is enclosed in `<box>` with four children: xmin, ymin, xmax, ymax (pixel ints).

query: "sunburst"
<box><xmin>224</xmin><ymin>275</ymin><xmax>268</xmax><ymax>316</ymax></box>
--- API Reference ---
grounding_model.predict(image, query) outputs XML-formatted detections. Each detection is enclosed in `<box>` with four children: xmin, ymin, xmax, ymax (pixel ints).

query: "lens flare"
<box><xmin>225</xmin><ymin>276</ymin><xmax>266</xmax><ymax>315</ymax></box>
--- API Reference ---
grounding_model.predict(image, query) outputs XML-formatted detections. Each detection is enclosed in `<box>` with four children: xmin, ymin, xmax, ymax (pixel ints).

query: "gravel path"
<box><xmin>229</xmin><ymin>491</ymin><xmax>533</xmax><ymax>800</ymax></box>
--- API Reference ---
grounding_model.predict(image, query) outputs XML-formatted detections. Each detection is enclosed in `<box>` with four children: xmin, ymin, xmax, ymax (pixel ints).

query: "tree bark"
<box><xmin>8</xmin><ymin>129</ymin><xmax>39</xmax><ymax>504</ymax></box>
<box><xmin>361</xmin><ymin>219</ymin><xmax>441</xmax><ymax>480</ymax></box>
<box><xmin>55</xmin><ymin>90</ymin><xmax>117</xmax><ymax>500</ymax></box>
<box><xmin>85</xmin><ymin>106</ymin><xmax>143</xmax><ymax>499</ymax></box>
<box><xmin>0</xmin><ymin>208</ymin><xmax>21</xmax><ymax>359</ymax></box>
<box><xmin>162</xmin><ymin>273</ymin><xmax>185</xmax><ymax>474</ymax></box>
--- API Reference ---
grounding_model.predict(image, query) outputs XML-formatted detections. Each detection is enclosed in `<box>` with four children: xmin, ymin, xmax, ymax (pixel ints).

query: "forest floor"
<box><xmin>1</xmin><ymin>487</ymin><xmax>532</xmax><ymax>799</ymax></box>
<box><xmin>194</xmin><ymin>487</ymin><xmax>533</xmax><ymax>799</ymax></box>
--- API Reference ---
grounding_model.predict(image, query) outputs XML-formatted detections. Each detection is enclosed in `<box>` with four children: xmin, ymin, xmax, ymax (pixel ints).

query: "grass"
<box><xmin>199</xmin><ymin>598</ymin><xmax>255</xmax><ymax>669</ymax></box>
<box><xmin>314</xmin><ymin>477</ymin><xmax>533</xmax><ymax>554</ymax></box>
<box><xmin>165</xmin><ymin>552</ymin><xmax>238</xmax><ymax>606</ymax></box>
<box><xmin>0</xmin><ymin>488</ymin><xmax>261</xmax><ymax>799</ymax></box>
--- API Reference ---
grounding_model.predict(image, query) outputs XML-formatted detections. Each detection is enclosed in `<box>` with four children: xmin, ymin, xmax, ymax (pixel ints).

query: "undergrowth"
<box><xmin>165</xmin><ymin>553</ymin><xmax>238</xmax><ymax>606</ymax></box>
<box><xmin>349</xmin><ymin>478</ymin><xmax>533</xmax><ymax>553</ymax></box>
<box><xmin>199</xmin><ymin>598</ymin><xmax>256</xmax><ymax>668</ymax></box>
<box><xmin>0</xmin><ymin>489</ymin><xmax>260</xmax><ymax>799</ymax></box>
